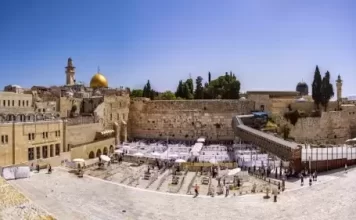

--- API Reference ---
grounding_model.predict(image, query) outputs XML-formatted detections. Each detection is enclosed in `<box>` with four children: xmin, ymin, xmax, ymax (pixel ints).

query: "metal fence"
<box><xmin>301</xmin><ymin>145</ymin><xmax>356</xmax><ymax>162</ymax></box>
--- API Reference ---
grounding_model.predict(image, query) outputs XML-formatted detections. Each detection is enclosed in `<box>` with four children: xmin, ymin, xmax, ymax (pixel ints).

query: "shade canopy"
<box><xmin>73</xmin><ymin>158</ymin><xmax>85</xmax><ymax>163</ymax></box>
<box><xmin>100</xmin><ymin>155</ymin><xmax>111</xmax><ymax>162</ymax></box>
<box><xmin>175</xmin><ymin>159</ymin><xmax>186</xmax><ymax>163</ymax></box>
<box><xmin>133</xmin><ymin>152</ymin><xmax>144</xmax><ymax>157</ymax></box>
<box><xmin>228</xmin><ymin>168</ymin><xmax>241</xmax><ymax>176</ymax></box>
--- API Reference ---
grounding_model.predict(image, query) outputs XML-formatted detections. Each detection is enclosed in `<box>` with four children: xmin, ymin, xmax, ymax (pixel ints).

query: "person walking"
<box><xmin>309</xmin><ymin>175</ymin><xmax>312</xmax><ymax>186</ymax></box>
<box><xmin>300</xmin><ymin>174</ymin><xmax>304</xmax><ymax>186</ymax></box>
<box><xmin>194</xmin><ymin>184</ymin><xmax>199</xmax><ymax>197</ymax></box>
<box><xmin>345</xmin><ymin>164</ymin><xmax>348</xmax><ymax>174</ymax></box>
<box><xmin>225</xmin><ymin>185</ymin><xmax>230</xmax><ymax>197</ymax></box>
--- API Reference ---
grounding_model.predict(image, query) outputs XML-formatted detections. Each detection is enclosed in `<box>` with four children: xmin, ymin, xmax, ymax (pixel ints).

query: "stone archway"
<box><xmin>96</xmin><ymin>149</ymin><xmax>102</xmax><ymax>157</ymax></box>
<box><xmin>109</xmin><ymin>145</ymin><xmax>114</xmax><ymax>154</ymax></box>
<box><xmin>89</xmin><ymin>151</ymin><xmax>95</xmax><ymax>159</ymax></box>
<box><xmin>103</xmin><ymin>147</ymin><xmax>108</xmax><ymax>156</ymax></box>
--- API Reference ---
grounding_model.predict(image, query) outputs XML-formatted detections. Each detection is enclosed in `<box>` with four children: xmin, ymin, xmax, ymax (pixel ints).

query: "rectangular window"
<box><xmin>28</xmin><ymin>133</ymin><xmax>31</xmax><ymax>140</ymax></box>
<box><xmin>110</xmin><ymin>113</ymin><xmax>112</xmax><ymax>120</ymax></box>
<box><xmin>26</xmin><ymin>100</ymin><xmax>29</xmax><ymax>106</ymax></box>
<box><xmin>12</xmin><ymin>100</ymin><xmax>14</xmax><ymax>106</ymax></box>
<box><xmin>3</xmin><ymin>100</ymin><xmax>5</xmax><ymax>106</ymax></box>
<box><xmin>46</xmin><ymin>132</ymin><xmax>48</xmax><ymax>138</ymax></box>
<box><xmin>8</xmin><ymin>100</ymin><xmax>10</xmax><ymax>106</ymax></box>
<box><xmin>1</xmin><ymin>136</ymin><xmax>4</xmax><ymax>144</ymax></box>
<box><xmin>31</xmin><ymin>133</ymin><xmax>35</xmax><ymax>140</ymax></box>
<box><xmin>18</xmin><ymin>100</ymin><xmax>21</xmax><ymax>106</ymax></box>
<box><xmin>55</xmin><ymin>144</ymin><xmax>60</xmax><ymax>156</ymax></box>
<box><xmin>50</xmin><ymin>145</ymin><xmax>54</xmax><ymax>157</ymax></box>
<box><xmin>28</xmin><ymin>148</ymin><xmax>34</xmax><ymax>161</ymax></box>
<box><xmin>43</xmin><ymin>132</ymin><xmax>45</xmax><ymax>138</ymax></box>
<box><xmin>36</xmin><ymin>147</ymin><xmax>41</xmax><ymax>159</ymax></box>
<box><xmin>4</xmin><ymin>135</ymin><xmax>8</xmax><ymax>144</ymax></box>
<box><xmin>23</xmin><ymin>100</ymin><xmax>25</xmax><ymax>106</ymax></box>
<box><xmin>42</xmin><ymin>146</ymin><xmax>48</xmax><ymax>158</ymax></box>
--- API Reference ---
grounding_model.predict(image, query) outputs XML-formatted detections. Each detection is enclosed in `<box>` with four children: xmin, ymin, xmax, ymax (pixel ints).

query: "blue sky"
<box><xmin>0</xmin><ymin>0</ymin><xmax>355</xmax><ymax>96</ymax></box>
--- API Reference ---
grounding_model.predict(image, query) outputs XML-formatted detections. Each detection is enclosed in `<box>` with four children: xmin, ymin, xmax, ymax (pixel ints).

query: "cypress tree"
<box><xmin>311</xmin><ymin>65</ymin><xmax>322</xmax><ymax>109</ymax></box>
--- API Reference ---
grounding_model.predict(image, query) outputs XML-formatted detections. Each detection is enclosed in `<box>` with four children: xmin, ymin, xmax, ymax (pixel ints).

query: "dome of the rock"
<box><xmin>90</xmin><ymin>73</ymin><xmax>108</xmax><ymax>88</ymax></box>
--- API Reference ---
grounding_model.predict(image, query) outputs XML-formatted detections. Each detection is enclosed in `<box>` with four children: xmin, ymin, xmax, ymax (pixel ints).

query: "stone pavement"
<box><xmin>7</xmin><ymin>167</ymin><xmax>356</xmax><ymax>220</ymax></box>
<box><xmin>0</xmin><ymin>177</ymin><xmax>54</xmax><ymax>220</ymax></box>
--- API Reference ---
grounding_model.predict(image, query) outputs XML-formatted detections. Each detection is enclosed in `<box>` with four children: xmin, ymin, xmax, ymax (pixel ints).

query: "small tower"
<box><xmin>65</xmin><ymin>57</ymin><xmax>76</xmax><ymax>85</ymax></box>
<box><xmin>336</xmin><ymin>74</ymin><xmax>342</xmax><ymax>101</ymax></box>
<box><xmin>336</xmin><ymin>74</ymin><xmax>342</xmax><ymax>110</ymax></box>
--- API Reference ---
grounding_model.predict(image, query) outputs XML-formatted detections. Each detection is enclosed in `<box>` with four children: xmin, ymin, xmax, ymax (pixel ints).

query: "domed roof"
<box><xmin>297</xmin><ymin>82</ymin><xmax>308</xmax><ymax>87</ymax></box>
<box><xmin>90</xmin><ymin>73</ymin><xmax>108</xmax><ymax>88</ymax></box>
<box><xmin>296</xmin><ymin>81</ymin><xmax>308</xmax><ymax>96</ymax></box>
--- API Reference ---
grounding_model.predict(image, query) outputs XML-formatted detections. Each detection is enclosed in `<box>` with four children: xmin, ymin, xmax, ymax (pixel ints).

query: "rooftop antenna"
<box><xmin>97</xmin><ymin>66</ymin><xmax>100</xmax><ymax>73</ymax></box>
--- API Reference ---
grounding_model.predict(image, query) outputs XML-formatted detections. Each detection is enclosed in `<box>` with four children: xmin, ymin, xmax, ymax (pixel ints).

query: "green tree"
<box><xmin>175</xmin><ymin>80</ymin><xmax>184</xmax><ymax>98</ymax></box>
<box><xmin>194</xmin><ymin>76</ymin><xmax>204</xmax><ymax>99</ymax></box>
<box><xmin>130</xmin><ymin>89</ymin><xmax>143</xmax><ymax>98</ymax></box>
<box><xmin>156</xmin><ymin>91</ymin><xmax>176</xmax><ymax>100</ymax></box>
<box><xmin>182</xmin><ymin>83</ymin><xmax>194</xmax><ymax>99</ymax></box>
<box><xmin>312</xmin><ymin>65</ymin><xmax>322</xmax><ymax>109</ymax></box>
<box><xmin>205</xmin><ymin>72</ymin><xmax>240</xmax><ymax>99</ymax></box>
<box><xmin>143</xmin><ymin>80</ymin><xmax>152</xmax><ymax>98</ymax></box>
<box><xmin>185</xmin><ymin>78</ymin><xmax>194</xmax><ymax>95</ymax></box>
<box><xmin>320</xmin><ymin>71</ymin><xmax>334</xmax><ymax>111</ymax></box>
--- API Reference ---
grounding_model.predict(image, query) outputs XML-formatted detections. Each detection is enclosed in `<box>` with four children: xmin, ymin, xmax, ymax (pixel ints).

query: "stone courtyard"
<box><xmin>5</xmin><ymin>166</ymin><xmax>355</xmax><ymax>220</ymax></box>
<box><xmin>84</xmin><ymin>161</ymin><xmax>278</xmax><ymax>195</ymax></box>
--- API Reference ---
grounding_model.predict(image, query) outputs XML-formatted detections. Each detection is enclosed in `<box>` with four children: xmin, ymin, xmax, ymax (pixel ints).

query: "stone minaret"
<box><xmin>336</xmin><ymin>74</ymin><xmax>342</xmax><ymax>110</ymax></box>
<box><xmin>336</xmin><ymin>74</ymin><xmax>342</xmax><ymax>102</ymax></box>
<box><xmin>65</xmin><ymin>57</ymin><xmax>76</xmax><ymax>85</ymax></box>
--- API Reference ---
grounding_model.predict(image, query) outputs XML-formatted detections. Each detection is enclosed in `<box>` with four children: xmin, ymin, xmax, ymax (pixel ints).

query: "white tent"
<box><xmin>175</xmin><ymin>159</ymin><xmax>186</xmax><ymax>163</ymax></box>
<box><xmin>133</xmin><ymin>152</ymin><xmax>144</xmax><ymax>157</ymax></box>
<box><xmin>114</xmin><ymin>149</ymin><xmax>123</xmax><ymax>154</ymax></box>
<box><xmin>197</xmin><ymin>137</ymin><xmax>206</xmax><ymax>143</ymax></box>
<box><xmin>73</xmin><ymin>158</ymin><xmax>85</xmax><ymax>163</ymax></box>
<box><xmin>151</xmin><ymin>152</ymin><xmax>161</xmax><ymax>156</ymax></box>
<box><xmin>228</xmin><ymin>168</ymin><xmax>241</xmax><ymax>176</ymax></box>
<box><xmin>100</xmin><ymin>155</ymin><xmax>111</xmax><ymax>162</ymax></box>
<box><xmin>209</xmin><ymin>157</ymin><xmax>218</xmax><ymax>164</ymax></box>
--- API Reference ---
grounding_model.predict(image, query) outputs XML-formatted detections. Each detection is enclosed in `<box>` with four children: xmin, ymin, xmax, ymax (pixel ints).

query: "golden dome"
<box><xmin>90</xmin><ymin>73</ymin><xmax>108</xmax><ymax>88</ymax></box>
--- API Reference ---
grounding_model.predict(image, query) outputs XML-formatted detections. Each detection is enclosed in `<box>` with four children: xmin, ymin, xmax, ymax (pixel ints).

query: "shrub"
<box><xmin>283</xmin><ymin>110</ymin><xmax>300</xmax><ymax>126</ymax></box>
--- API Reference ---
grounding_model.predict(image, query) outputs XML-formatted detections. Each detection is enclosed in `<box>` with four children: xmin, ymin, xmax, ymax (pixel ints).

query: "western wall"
<box><xmin>128</xmin><ymin>98</ymin><xmax>255</xmax><ymax>141</ymax></box>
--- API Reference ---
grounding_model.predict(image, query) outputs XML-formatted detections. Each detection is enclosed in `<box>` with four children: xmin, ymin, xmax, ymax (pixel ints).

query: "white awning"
<box><xmin>100</xmin><ymin>155</ymin><xmax>111</xmax><ymax>162</ymax></box>
<box><xmin>191</xmin><ymin>143</ymin><xmax>204</xmax><ymax>154</ymax></box>
<box><xmin>100</xmin><ymin>130</ymin><xmax>114</xmax><ymax>135</ymax></box>
<box><xmin>197</xmin><ymin>137</ymin><xmax>206</xmax><ymax>143</ymax></box>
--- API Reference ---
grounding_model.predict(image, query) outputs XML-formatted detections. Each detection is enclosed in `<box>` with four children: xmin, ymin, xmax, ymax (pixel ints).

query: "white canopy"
<box><xmin>168</xmin><ymin>154</ymin><xmax>178</xmax><ymax>158</ymax></box>
<box><xmin>151</xmin><ymin>152</ymin><xmax>161</xmax><ymax>156</ymax></box>
<box><xmin>346</xmin><ymin>138</ymin><xmax>356</xmax><ymax>143</ymax></box>
<box><xmin>228</xmin><ymin>168</ymin><xmax>241</xmax><ymax>176</ymax></box>
<box><xmin>100</xmin><ymin>155</ymin><xmax>111</xmax><ymax>162</ymax></box>
<box><xmin>197</xmin><ymin>137</ymin><xmax>206</xmax><ymax>143</ymax></box>
<box><xmin>175</xmin><ymin>159</ymin><xmax>186</xmax><ymax>163</ymax></box>
<box><xmin>191</xmin><ymin>143</ymin><xmax>204</xmax><ymax>156</ymax></box>
<box><xmin>133</xmin><ymin>152</ymin><xmax>144</xmax><ymax>157</ymax></box>
<box><xmin>73</xmin><ymin>158</ymin><xmax>85</xmax><ymax>163</ymax></box>
<box><xmin>114</xmin><ymin>149</ymin><xmax>123</xmax><ymax>154</ymax></box>
<box><xmin>209</xmin><ymin>157</ymin><xmax>218</xmax><ymax>164</ymax></box>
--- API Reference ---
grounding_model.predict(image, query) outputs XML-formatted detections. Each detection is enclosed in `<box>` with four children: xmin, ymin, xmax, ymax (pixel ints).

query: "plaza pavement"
<box><xmin>7</xmin><ymin>167</ymin><xmax>356</xmax><ymax>220</ymax></box>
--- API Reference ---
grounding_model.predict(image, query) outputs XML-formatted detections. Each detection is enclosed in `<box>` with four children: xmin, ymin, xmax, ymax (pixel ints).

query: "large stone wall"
<box><xmin>129</xmin><ymin>99</ymin><xmax>255</xmax><ymax>141</ymax></box>
<box><xmin>289</xmin><ymin>111</ymin><xmax>351</xmax><ymax>144</ymax></box>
